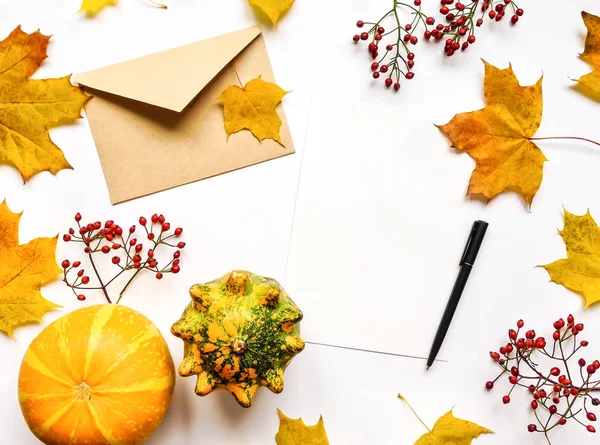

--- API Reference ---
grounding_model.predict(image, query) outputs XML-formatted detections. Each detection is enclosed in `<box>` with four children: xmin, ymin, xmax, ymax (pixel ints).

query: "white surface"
<box><xmin>0</xmin><ymin>1</ymin><xmax>599</xmax><ymax>444</ymax></box>
<box><xmin>286</xmin><ymin>101</ymin><xmax>475</xmax><ymax>359</ymax></box>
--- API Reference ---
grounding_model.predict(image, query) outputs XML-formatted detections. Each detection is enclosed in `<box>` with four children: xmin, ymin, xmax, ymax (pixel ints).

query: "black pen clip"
<box><xmin>459</xmin><ymin>224</ymin><xmax>477</xmax><ymax>266</ymax></box>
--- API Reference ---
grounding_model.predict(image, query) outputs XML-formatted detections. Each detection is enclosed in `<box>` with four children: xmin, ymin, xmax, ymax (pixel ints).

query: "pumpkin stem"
<box><xmin>75</xmin><ymin>382</ymin><xmax>93</xmax><ymax>401</ymax></box>
<box><xmin>398</xmin><ymin>394</ymin><xmax>431</xmax><ymax>432</ymax></box>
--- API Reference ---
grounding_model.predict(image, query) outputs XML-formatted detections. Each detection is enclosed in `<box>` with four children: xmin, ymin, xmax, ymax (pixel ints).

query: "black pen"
<box><xmin>426</xmin><ymin>220</ymin><xmax>489</xmax><ymax>370</ymax></box>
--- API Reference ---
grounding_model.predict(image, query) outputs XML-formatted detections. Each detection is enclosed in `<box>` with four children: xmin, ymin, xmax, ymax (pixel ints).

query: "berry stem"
<box><xmin>398</xmin><ymin>394</ymin><xmax>431</xmax><ymax>432</ymax></box>
<box><xmin>116</xmin><ymin>268</ymin><xmax>143</xmax><ymax>305</ymax></box>
<box><xmin>528</xmin><ymin>136</ymin><xmax>600</xmax><ymax>148</ymax></box>
<box><xmin>88</xmin><ymin>252</ymin><xmax>112</xmax><ymax>304</ymax></box>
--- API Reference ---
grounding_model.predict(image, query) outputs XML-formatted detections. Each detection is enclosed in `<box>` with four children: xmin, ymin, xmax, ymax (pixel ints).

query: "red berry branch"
<box><xmin>486</xmin><ymin>316</ymin><xmax>600</xmax><ymax>444</ymax></box>
<box><xmin>352</xmin><ymin>0</ymin><xmax>524</xmax><ymax>91</ymax></box>
<box><xmin>61</xmin><ymin>212</ymin><xmax>186</xmax><ymax>304</ymax></box>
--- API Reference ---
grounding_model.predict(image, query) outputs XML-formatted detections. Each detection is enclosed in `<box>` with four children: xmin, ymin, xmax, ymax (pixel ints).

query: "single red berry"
<box><xmin>135</xmin><ymin>244</ymin><xmax>143</xmax><ymax>252</ymax></box>
<box><xmin>553</xmin><ymin>331</ymin><xmax>560</xmax><ymax>341</ymax></box>
<box><xmin>511</xmin><ymin>15</ymin><xmax>519</xmax><ymax>24</ymax></box>
<box><xmin>106</xmin><ymin>234</ymin><xmax>114</xmax><ymax>242</ymax></box>
<box><xmin>527</xmin><ymin>424</ymin><xmax>536</xmax><ymax>433</ymax></box>
<box><xmin>174</xmin><ymin>227</ymin><xmax>183</xmax><ymax>236</ymax></box>
<box><xmin>385</xmin><ymin>78</ymin><xmax>393</xmax><ymax>87</ymax></box>
<box><xmin>403</xmin><ymin>34</ymin><xmax>410</xmax><ymax>42</ymax></box>
<box><xmin>489</xmin><ymin>10</ymin><xmax>496</xmax><ymax>19</ymax></box>
<box><xmin>151</xmin><ymin>214</ymin><xmax>159</xmax><ymax>223</ymax></box>
<box><xmin>468</xmin><ymin>35</ymin><xmax>476</xmax><ymax>44</ymax></box>
<box><xmin>75</xmin><ymin>213</ymin><xmax>82</xmax><ymax>222</ymax></box>
<box><xmin>509</xmin><ymin>329</ymin><xmax>517</xmax><ymax>340</ymax></box>
<box><xmin>406</xmin><ymin>72</ymin><xmax>414</xmax><ymax>80</ymax></box>
<box><xmin>77</xmin><ymin>269</ymin><xmax>84</xmax><ymax>277</ymax></box>
<box><xmin>549</xmin><ymin>405</ymin><xmax>558</xmax><ymax>414</ymax></box>
<box><xmin>588</xmin><ymin>425</ymin><xmax>596</xmax><ymax>433</ymax></box>
<box><xmin>559</xmin><ymin>418</ymin><xmax>567</xmax><ymax>425</ymax></box>
<box><xmin>502</xmin><ymin>395</ymin><xmax>510</xmax><ymax>404</ymax></box>
<box><xmin>84</xmin><ymin>247</ymin><xmax>91</xmax><ymax>254</ymax></box>
<box><xmin>553</xmin><ymin>397</ymin><xmax>561</xmax><ymax>404</ymax></box>
<box><xmin>353</xmin><ymin>34</ymin><xmax>360</xmax><ymax>43</ymax></box>
<box><xmin>177</xmin><ymin>242</ymin><xmax>186</xmax><ymax>249</ymax></box>
<box><xmin>101</xmin><ymin>246</ymin><xmax>110</xmax><ymax>254</ymax></box>
<box><xmin>426</xmin><ymin>17</ymin><xmax>435</xmax><ymax>25</ymax></box>
<box><xmin>133</xmin><ymin>262</ymin><xmax>141</xmax><ymax>269</ymax></box>
<box><xmin>410</xmin><ymin>36</ymin><xmax>418</xmax><ymax>44</ymax></box>
<box><xmin>568</xmin><ymin>314</ymin><xmax>575</xmax><ymax>323</ymax></box>
<box><xmin>162</xmin><ymin>222</ymin><xmax>171</xmax><ymax>231</ymax></box>
<box><xmin>356</xmin><ymin>20</ymin><xmax>364</xmax><ymax>28</ymax></box>
<box><xmin>128</xmin><ymin>225</ymin><xmax>135</xmax><ymax>234</ymax></box>
<box><xmin>440</xmin><ymin>6</ymin><xmax>449</xmax><ymax>15</ymax></box>
<box><xmin>115</xmin><ymin>226</ymin><xmax>123</xmax><ymax>236</ymax></box>
<box><xmin>380</xmin><ymin>65</ymin><xmax>389</xmax><ymax>73</ymax></box>
<box><xmin>81</xmin><ymin>276</ymin><xmax>90</xmax><ymax>285</ymax></box>
<box><xmin>495</xmin><ymin>4</ymin><xmax>504</xmax><ymax>12</ymax></box>
<box><xmin>173</xmin><ymin>250</ymin><xmax>181</xmax><ymax>259</ymax></box>
<box><xmin>580</xmin><ymin>358</ymin><xmax>587</xmax><ymax>367</ymax></box>
<box><xmin>139</xmin><ymin>216</ymin><xmax>147</xmax><ymax>225</ymax></box>
<box><xmin>405</xmin><ymin>24</ymin><xmax>412</xmax><ymax>31</ymax></box>
<box><xmin>156</xmin><ymin>272</ymin><xmax>163</xmax><ymax>280</ymax></box>
<box><xmin>112</xmin><ymin>244</ymin><xmax>120</xmax><ymax>250</ymax></box>
<box><xmin>526</xmin><ymin>330</ymin><xmax>535</xmax><ymax>339</ymax></box>
<box><xmin>378</xmin><ymin>27</ymin><xmax>385</xmax><ymax>34</ymax></box>
<box><xmin>424</xmin><ymin>30</ymin><xmax>432</xmax><ymax>40</ymax></box>
<box><xmin>371</xmin><ymin>62</ymin><xmax>379</xmax><ymax>71</ymax></box>
<box><xmin>148</xmin><ymin>233</ymin><xmax>155</xmax><ymax>241</ymax></box>
<box><xmin>485</xmin><ymin>381</ymin><xmax>494</xmax><ymax>390</ymax></box>
<box><xmin>490</xmin><ymin>351</ymin><xmax>500</xmax><ymax>360</ymax></box>
<box><xmin>531</xmin><ymin>400</ymin><xmax>538</xmax><ymax>409</ymax></box>
<box><xmin>414</xmin><ymin>0</ymin><xmax>421</xmax><ymax>5</ymax></box>
<box><xmin>62</xmin><ymin>260</ymin><xmax>70</xmax><ymax>269</ymax></box>
<box><xmin>407</xmin><ymin>52</ymin><xmax>415</xmax><ymax>60</ymax></box>
<box><xmin>148</xmin><ymin>250</ymin><xmax>155</xmax><ymax>258</ymax></box>
<box><xmin>93</xmin><ymin>221</ymin><xmax>101</xmax><ymax>230</ymax></box>
<box><xmin>69</xmin><ymin>228</ymin><xmax>75</xmax><ymax>235</ymax></box>
<box><xmin>375</xmin><ymin>34</ymin><xmax>382</xmax><ymax>41</ymax></box>
<box><xmin>73</xmin><ymin>261</ymin><xmax>81</xmax><ymax>268</ymax></box>
<box><xmin>550</xmin><ymin>367</ymin><xmax>560</xmax><ymax>376</ymax></box>
<box><xmin>509</xmin><ymin>376</ymin><xmax>518</xmax><ymax>384</ymax></box>
<box><xmin>476</xmin><ymin>18</ymin><xmax>483</xmax><ymax>26</ymax></box>
<box><xmin>173</xmin><ymin>259</ymin><xmax>180</xmax><ymax>267</ymax></box>
<box><xmin>171</xmin><ymin>265</ymin><xmax>180</xmax><ymax>274</ymax></box>
<box><xmin>361</xmin><ymin>32</ymin><xmax>369</xmax><ymax>41</ymax></box>
<box><xmin>130</xmin><ymin>238</ymin><xmax>137</xmax><ymax>246</ymax></box>
<box><xmin>133</xmin><ymin>254</ymin><xmax>142</xmax><ymax>263</ymax></box>
<box><xmin>588</xmin><ymin>412</ymin><xmax>597</xmax><ymax>422</ymax></box>
<box><xmin>588</xmin><ymin>365</ymin><xmax>597</xmax><ymax>374</ymax></box>
<box><xmin>581</xmin><ymin>340</ymin><xmax>589</xmax><ymax>347</ymax></box>
<box><xmin>595</xmin><ymin>360</ymin><xmax>600</xmax><ymax>369</ymax></box>
<box><xmin>516</xmin><ymin>8</ymin><xmax>524</xmax><ymax>17</ymax></box>
<box><xmin>112</xmin><ymin>256</ymin><xmax>120</xmax><ymax>264</ymax></box>
<box><xmin>408</xmin><ymin>60</ymin><xmax>415</xmax><ymax>68</ymax></box>
<box><xmin>63</xmin><ymin>234</ymin><xmax>72</xmax><ymax>242</ymax></box>
<box><xmin>86</xmin><ymin>223</ymin><xmax>94</xmax><ymax>232</ymax></box>
<box><xmin>77</xmin><ymin>294</ymin><xmax>86</xmax><ymax>301</ymax></box>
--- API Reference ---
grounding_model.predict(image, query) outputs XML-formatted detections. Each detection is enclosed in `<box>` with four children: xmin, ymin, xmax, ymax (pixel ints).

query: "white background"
<box><xmin>1</xmin><ymin>0</ymin><xmax>600</xmax><ymax>444</ymax></box>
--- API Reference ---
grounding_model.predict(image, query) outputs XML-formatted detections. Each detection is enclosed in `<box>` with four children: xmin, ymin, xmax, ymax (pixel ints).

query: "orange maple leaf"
<box><xmin>0</xmin><ymin>202</ymin><xmax>61</xmax><ymax>337</ymax></box>
<box><xmin>437</xmin><ymin>60</ymin><xmax>546</xmax><ymax>206</ymax></box>
<box><xmin>576</xmin><ymin>11</ymin><xmax>600</xmax><ymax>95</ymax></box>
<box><xmin>0</xmin><ymin>26</ymin><xmax>89</xmax><ymax>182</ymax></box>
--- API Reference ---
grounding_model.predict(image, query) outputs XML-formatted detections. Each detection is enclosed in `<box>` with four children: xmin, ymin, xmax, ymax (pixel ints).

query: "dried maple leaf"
<box><xmin>0</xmin><ymin>201</ymin><xmax>60</xmax><ymax>337</ymax></box>
<box><xmin>414</xmin><ymin>411</ymin><xmax>492</xmax><ymax>445</ymax></box>
<box><xmin>249</xmin><ymin>0</ymin><xmax>294</xmax><ymax>28</ymax></box>
<box><xmin>541</xmin><ymin>208</ymin><xmax>600</xmax><ymax>309</ymax></box>
<box><xmin>0</xmin><ymin>26</ymin><xmax>89</xmax><ymax>182</ymax></box>
<box><xmin>275</xmin><ymin>410</ymin><xmax>329</xmax><ymax>445</ymax></box>
<box><xmin>576</xmin><ymin>12</ymin><xmax>600</xmax><ymax>95</ymax></box>
<box><xmin>218</xmin><ymin>76</ymin><xmax>288</xmax><ymax>146</ymax></box>
<box><xmin>437</xmin><ymin>60</ymin><xmax>546</xmax><ymax>206</ymax></box>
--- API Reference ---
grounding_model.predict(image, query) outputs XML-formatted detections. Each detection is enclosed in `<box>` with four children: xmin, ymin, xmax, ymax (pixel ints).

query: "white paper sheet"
<box><xmin>285</xmin><ymin>99</ymin><xmax>479</xmax><ymax>359</ymax></box>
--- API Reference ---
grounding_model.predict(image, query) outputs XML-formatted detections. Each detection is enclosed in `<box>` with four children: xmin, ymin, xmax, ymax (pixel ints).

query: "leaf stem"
<box><xmin>146</xmin><ymin>0</ymin><xmax>167</xmax><ymax>8</ymax></box>
<box><xmin>528</xmin><ymin>136</ymin><xmax>600</xmax><ymax>148</ymax></box>
<box><xmin>398</xmin><ymin>394</ymin><xmax>431</xmax><ymax>432</ymax></box>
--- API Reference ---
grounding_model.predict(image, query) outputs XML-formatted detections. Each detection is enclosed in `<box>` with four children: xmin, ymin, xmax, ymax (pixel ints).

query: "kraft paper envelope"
<box><xmin>74</xmin><ymin>26</ymin><xmax>294</xmax><ymax>204</ymax></box>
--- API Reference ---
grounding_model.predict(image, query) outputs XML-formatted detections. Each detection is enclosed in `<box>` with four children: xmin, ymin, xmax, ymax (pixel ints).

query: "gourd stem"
<box><xmin>398</xmin><ymin>394</ymin><xmax>431</xmax><ymax>432</ymax></box>
<box><xmin>116</xmin><ymin>268</ymin><xmax>142</xmax><ymax>304</ymax></box>
<box><xmin>527</xmin><ymin>136</ymin><xmax>600</xmax><ymax>148</ymax></box>
<box><xmin>88</xmin><ymin>253</ymin><xmax>112</xmax><ymax>304</ymax></box>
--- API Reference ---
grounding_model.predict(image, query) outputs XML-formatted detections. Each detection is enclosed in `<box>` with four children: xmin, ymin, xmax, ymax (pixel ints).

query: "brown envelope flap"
<box><xmin>74</xmin><ymin>26</ymin><xmax>262</xmax><ymax>113</ymax></box>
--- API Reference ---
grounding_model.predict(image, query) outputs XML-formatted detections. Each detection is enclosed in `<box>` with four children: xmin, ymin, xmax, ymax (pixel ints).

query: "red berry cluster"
<box><xmin>62</xmin><ymin>212</ymin><xmax>185</xmax><ymax>304</ymax></box>
<box><xmin>436</xmin><ymin>0</ymin><xmax>523</xmax><ymax>56</ymax></box>
<box><xmin>353</xmin><ymin>1</ymin><xmax>428</xmax><ymax>91</ymax></box>
<box><xmin>352</xmin><ymin>0</ymin><xmax>523</xmax><ymax>91</ymax></box>
<box><xmin>486</xmin><ymin>316</ymin><xmax>599</xmax><ymax>444</ymax></box>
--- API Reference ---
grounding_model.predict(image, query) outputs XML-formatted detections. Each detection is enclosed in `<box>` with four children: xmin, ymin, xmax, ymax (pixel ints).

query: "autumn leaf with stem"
<box><xmin>438</xmin><ymin>60</ymin><xmax>600</xmax><ymax>207</ymax></box>
<box><xmin>218</xmin><ymin>61</ymin><xmax>289</xmax><ymax>146</ymax></box>
<box><xmin>575</xmin><ymin>11</ymin><xmax>600</xmax><ymax>96</ymax></box>
<box><xmin>398</xmin><ymin>394</ymin><xmax>492</xmax><ymax>445</ymax></box>
<box><xmin>0</xmin><ymin>26</ymin><xmax>89</xmax><ymax>182</ymax></box>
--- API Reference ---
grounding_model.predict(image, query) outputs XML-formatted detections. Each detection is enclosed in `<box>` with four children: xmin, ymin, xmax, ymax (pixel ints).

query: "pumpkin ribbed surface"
<box><xmin>171</xmin><ymin>270</ymin><xmax>305</xmax><ymax>408</ymax></box>
<box><xmin>18</xmin><ymin>304</ymin><xmax>175</xmax><ymax>445</ymax></box>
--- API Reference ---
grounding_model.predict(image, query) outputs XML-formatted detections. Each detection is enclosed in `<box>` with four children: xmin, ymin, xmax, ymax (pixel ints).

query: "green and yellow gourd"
<box><xmin>171</xmin><ymin>270</ymin><xmax>304</xmax><ymax>408</ymax></box>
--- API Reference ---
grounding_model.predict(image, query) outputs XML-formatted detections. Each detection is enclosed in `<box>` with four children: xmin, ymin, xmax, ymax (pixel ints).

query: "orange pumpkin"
<box><xmin>18</xmin><ymin>305</ymin><xmax>175</xmax><ymax>445</ymax></box>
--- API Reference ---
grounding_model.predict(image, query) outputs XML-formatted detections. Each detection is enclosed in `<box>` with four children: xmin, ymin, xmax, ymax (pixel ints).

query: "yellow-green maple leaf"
<box><xmin>0</xmin><ymin>201</ymin><xmax>61</xmax><ymax>337</ymax></box>
<box><xmin>275</xmin><ymin>410</ymin><xmax>329</xmax><ymax>445</ymax></box>
<box><xmin>79</xmin><ymin>0</ymin><xmax>118</xmax><ymax>15</ymax></box>
<box><xmin>437</xmin><ymin>60</ymin><xmax>546</xmax><ymax>207</ymax></box>
<box><xmin>415</xmin><ymin>411</ymin><xmax>492</xmax><ymax>445</ymax></box>
<box><xmin>249</xmin><ymin>0</ymin><xmax>294</xmax><ymax>27</ymax></box>
<box><xmin>576</xmin><ymin>11</ymin><xmax>600</xmax><ymax>95</ymax></box>
<box><xmin>218</xmin><ymin>76</ymin><xmax>288</xmax><ymax>146</ymax></box>
<box><xmin>541</xmin><ymin>208</ymin><xmax>600</xmax><ymax>309</ymax></box>
<box><xmin>0</xmin><ymin>26</ymin><xmax>89</xmax><ymax>182</ymax></box>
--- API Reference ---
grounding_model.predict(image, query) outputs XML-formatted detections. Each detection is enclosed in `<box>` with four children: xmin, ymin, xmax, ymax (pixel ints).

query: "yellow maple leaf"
<box><xmin>249</xmin><ymin>0</ymin><xmax>294</xmax><ymax>27</ymax></box>
<box><xmin>541</xmin><ymin>208</ymin><xmax>600</xmax><ymax>309</ymax></box>
<box><xmin>576</xmin><ymin>11</ymin><xmax>600</xmax><ymax>95</ymax></box>
<box><xmin>79</xmin><ymin>0</ymin><xmax>118</xmax><ymax>15</ymax></box>
<box><xmin>437</xmin><ymin>60</ymin><xmax>546</xmax><ymax>206</ymax></box>
<box><xmin>275</xmin><ymin>410</ymin><xmax>329</xmax><ymax>445</ymax></box>
<box><xmin>0</xmin><ymin>201</ymin><xmax>61</xmax><ymax>337</ymax></box>
<box><xmin>218</xmin><ymin>76</ymin><xmax>288</xmax><ymax>146</ymax></box>
<box><xmin>0</xmin><ymin>26</ymin><xmax>89</xmax><ymax>182</ymax></box>
<box><xmin>414</xmin><ymin>411</ymin><xmax>492</xmax><ymax>445</ymax></box>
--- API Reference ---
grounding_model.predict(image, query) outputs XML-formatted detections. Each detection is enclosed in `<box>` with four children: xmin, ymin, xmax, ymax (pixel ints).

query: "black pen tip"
<box><xmin>426</xmin><ymin>365</ymin><xmax>430</xmax><ymax>371</ymax></box>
